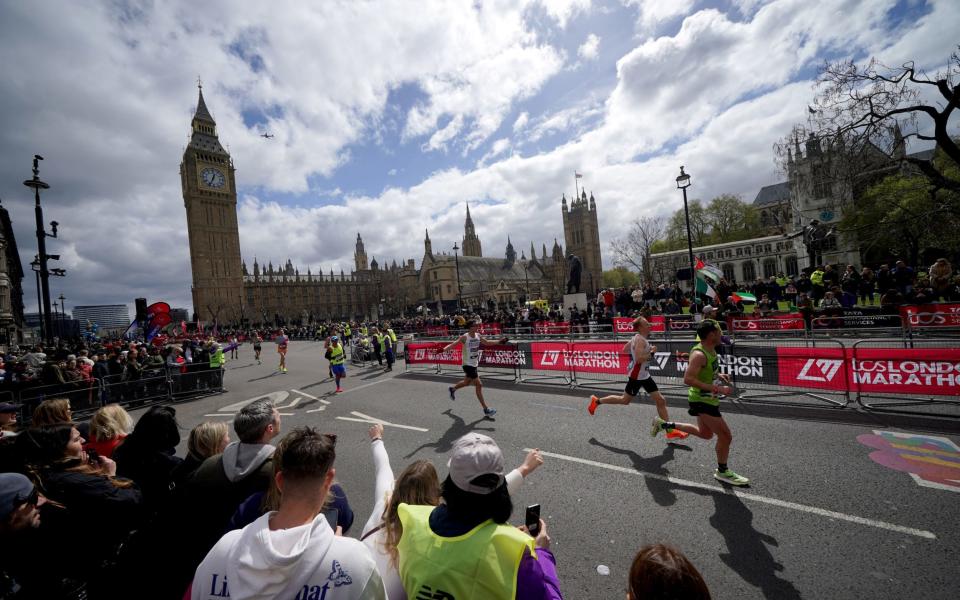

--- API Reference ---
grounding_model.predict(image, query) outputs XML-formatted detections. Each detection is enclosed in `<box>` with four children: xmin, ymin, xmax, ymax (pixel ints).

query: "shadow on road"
<box><xmin>588</xmin><ymin>437</ymin><xmax>691</xmax><ymax>507</ymax></box>
<box><xmin>404</xmin><ymin>408</ymin><xmax>495</xmax><ymax>459</ymax></box>
<box><xmin>247</xmin><ymin>371</ymin><xmax>282</xmax><ymax>382</ymax></box>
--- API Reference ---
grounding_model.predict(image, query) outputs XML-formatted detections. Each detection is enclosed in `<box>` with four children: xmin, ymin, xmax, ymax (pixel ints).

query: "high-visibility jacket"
<box><xmin>344</xmin><ymin>325</ymin><xmax>352</xmax><ymax>337</ymax></box>
<box><xmin>811</xmin><ymin>270</ymin><xmax>824</xmax><ymax>286</ymax></box>
<box><xmin>387</xmin><ymin>328</ymin><xmax>397</xmax><ymax>343</ymax></box>
<box><xmin>374</xmin><ymin>333</ymin><xmax>385</xmax><ymax>352</ymax></box>
<box><xmin>210</xmin><ymin>348</ymin><xmax>225</xmax><ymax>368</ymax></box>
<box><xmin>328</xmin><ymin>344</ymin><xmax>345</xmax><ymax>365</ymax></box>
<box><xmin>398</xmin><ymin>504</ymin><xmax>535</xmax><ymax>600</ymax></box>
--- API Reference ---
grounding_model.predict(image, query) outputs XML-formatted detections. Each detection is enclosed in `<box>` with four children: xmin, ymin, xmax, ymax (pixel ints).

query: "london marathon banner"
<box><xmin>478</xmin><ymin>344</ymin><xmax>531</xmax><ymax>368</ymax></box>
<box><xmin>728</xmin><ymin>313</ymin><xmax>805</xmax><ymax>331</ymax></box>
<box><xmin>899</xmin><ymin>303</ymin><xmax>960</xmax><ymax>327</ymax></box>
<box><xmin>425</xmin><ymin>325</ymin><xmax>450</xmax><ymax>337</ymax></box>
<box><xmin>405</xmin><ymin>342</ymin><xmax>461</xmax><ymax>365</ymax></box>
<box><xmin>613</xmin><ymin>316</ymin><xmax>666</xmax><ymax>333</ymax></box>
<box><xmin>777</xmin><ymin>347</ymin><xmax>960</xmax><ymax>395</ymax></box>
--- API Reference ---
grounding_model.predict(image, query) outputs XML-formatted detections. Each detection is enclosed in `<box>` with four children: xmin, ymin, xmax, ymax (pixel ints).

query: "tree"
<box><xmin>664</xmin><ymin>200</ymin><xmax>709</xmax><ymax>249</ymax></box>
<box><xmin>706</xmin><ymin>194</ymin><xmax>763</xmax><ymax>243</ymax></box>
<box><xmin>610</xmin><ymin>215</ymin><xmax>665</xmax><ymax>281</ymax></box>
<box><xmin>800</xmin><ymin>49</ymin><xmax>960</xmax><ymax>192</ymax></box>
<box><xmin>602</xmin><ymin>267</ymin><xmax>640</xmax><ymax>289</ymax></box>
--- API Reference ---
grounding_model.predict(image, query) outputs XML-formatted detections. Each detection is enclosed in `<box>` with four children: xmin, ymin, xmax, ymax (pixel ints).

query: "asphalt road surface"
<box><xmin>155</xmin><ymin>341</ymin><xmax>959</xmax><ymax>600</ymax></box>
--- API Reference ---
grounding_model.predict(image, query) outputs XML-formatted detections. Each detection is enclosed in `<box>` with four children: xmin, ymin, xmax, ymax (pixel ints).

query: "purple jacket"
<box><xmin>517</xmin><ymin>547</ymin><xmax>562</xmax><ymax>600</ymax></box>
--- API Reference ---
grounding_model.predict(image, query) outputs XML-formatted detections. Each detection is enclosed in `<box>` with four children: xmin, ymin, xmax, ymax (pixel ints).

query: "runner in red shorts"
<box><xmin>588</xmin><ymin>317</ymin><xmax>688</xmax><ymax>441</ymax></box>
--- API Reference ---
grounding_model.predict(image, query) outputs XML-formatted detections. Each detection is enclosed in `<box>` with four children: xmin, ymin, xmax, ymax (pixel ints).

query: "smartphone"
<box><xmin>525</xmin><ymin>504</ymin><xmax>541</xmax><ymax>537</ymax></box>
<box><xmin>86</xmin><ymin>448</ymin><xmax>100</xmax><ymax>466</ymax></box>
<box><xmin>322</xmin><ymin>507</ymin><xmax>339</xmax><ymax>531</ymax></box>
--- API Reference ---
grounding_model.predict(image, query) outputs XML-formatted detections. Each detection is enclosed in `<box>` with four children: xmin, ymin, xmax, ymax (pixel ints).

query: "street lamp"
<box><xmin>521</xmin><ymin>258</ymin><xmax>530</xmax><ymax>303</ymax></box>
<box><xmin>452</xmin><ymin>242</ymin><xmax>462</xmax><ymax>312</ymax></box>
<box><xmin>24</xmin><ymin>155</ymin><xmax>60</xmax><ymax>346</ymax></box>
<box><xmin>29</xmin><ymin>256</ymin><xmax>43</xmax><ymax>342</ymax></box>
<box><xmin>58</xmin><ymin>294</ymin><xmax>66</xmax><ymax>339</ymax></box>
<box><xmin>676</xmin><ymin>166</ymin><xmax>696</xmax><ymax>295</ymax></box>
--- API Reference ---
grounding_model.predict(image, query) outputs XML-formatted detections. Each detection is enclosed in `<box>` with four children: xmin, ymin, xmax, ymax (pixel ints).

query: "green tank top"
<box><xmin>688</xmin><ymin>343</ymin><xmax>719</xmax><ymax>406</ymax></box>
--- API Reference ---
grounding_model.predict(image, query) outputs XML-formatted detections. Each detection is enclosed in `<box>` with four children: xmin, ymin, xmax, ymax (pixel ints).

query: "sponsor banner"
<box><xmin>530</xmin><ymin>341</ymin><xmax>573</xmax><ymax>372</ymax></box>
<box><xmin>530</xmin><ymin>341</ymin><xmax>626</xmax><ymax>374</ymax></box>
<box><xmin>425</xmin><ymin>325</ymin><xmax>449</xmax><ymax>337</ymax></box>
<box><xmin>478</xmin><ymin>323</ymin><xmax>502</xmax><ymax>335</ymax></box>
<box><xmin>665</xmin><ymin>316</ymin><xmax>696</xmax><ymax>332</ymax></box>
<box><xmin>812</xmin><ymin>309</ymin><xmax>902</xmax><ymax>329</ymax></box>
<box><xmin>478</xmin><ymin>344</ymin><xmax>529</xmax><ymax>368</ymax></box>
<box><xmin>534</xmin><ymin>321</ymin><xmax>571</xmax><ymax>335</ymax></box>
<box><xmin>675</xmin><ymin>343</ymin><xmax>778</xmax><ymax>384</ymax></box>
<box><xmin>405</xmin><ymin>342</ymin><xmax>461</xmax><ymax>365</ymax></box>
<box><xmin>900</xmin><ymin>303</ymin><xmax>960</xmax><ymax>327</ymax></box>
<box><xmin>728</xmin><ymin>314</ymin><xmax>804</xmax><ymax>331</ymax></box>
<box><xmin>613</xmin><ymin>316</ymin><xmax>665</xmax><ymax>333</ymax></box>
<box><xmin>778</xmin><ymin>347</ymin><xmax>960</xmax><ymax>395</ymax></box>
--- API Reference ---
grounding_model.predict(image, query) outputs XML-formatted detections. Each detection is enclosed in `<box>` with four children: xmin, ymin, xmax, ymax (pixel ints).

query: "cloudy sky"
<box><xmin>0</xmin><ymin>0</ymin><xmax>956</xmax><ymax>315</ymax></box>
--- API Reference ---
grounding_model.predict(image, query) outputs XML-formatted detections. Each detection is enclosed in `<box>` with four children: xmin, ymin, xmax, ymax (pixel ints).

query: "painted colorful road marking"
<box><xmin>857</xmin><ymin>431</ymin><xmax>960</xmax><ymax>493</ymax></box>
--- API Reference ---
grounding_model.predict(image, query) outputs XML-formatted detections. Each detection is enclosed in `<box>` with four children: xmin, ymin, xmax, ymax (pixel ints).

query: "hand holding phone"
<box><xmin>525</xmin><ymin>504</ymin><xmax>541</xmax><ymax>537</ymax></box>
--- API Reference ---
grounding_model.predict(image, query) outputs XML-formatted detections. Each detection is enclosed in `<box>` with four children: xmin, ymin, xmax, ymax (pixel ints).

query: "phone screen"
<box><xmin>322</xmin><ymin>507</ymin><xmax>339</xmax><ymax>531</ymax></box>
<box><xmin>525</xmin><ymin>504</ymin><xmax>541</xmax><ymax>537</ymax></box>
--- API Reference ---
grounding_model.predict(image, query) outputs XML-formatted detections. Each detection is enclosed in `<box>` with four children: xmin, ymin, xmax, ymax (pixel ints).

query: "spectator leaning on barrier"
<box><xmin>397</xmin><ymin>433</ymin><xmax>562</xmax><ymax>600</ymax></box>
<box><xmin>191</xmin><ymin>426</ymin><xmax>386</xmax><ymax>600</ymax></box>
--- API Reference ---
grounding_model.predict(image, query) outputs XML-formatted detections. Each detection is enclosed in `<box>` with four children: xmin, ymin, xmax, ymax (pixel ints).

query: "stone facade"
<box><xmin>648</xmin><ymin>234</ymin><xmax>800</xmax><ymax>287</ymax></box>
<box><xmin>562</xmin><ymin>190</ymin><xmax>602</xmax><ymax>294</ymax></box>
<box><xmin>0</xmin><ymin>203</ymin><xmax>25</xmax><ymax>347</ymax></box>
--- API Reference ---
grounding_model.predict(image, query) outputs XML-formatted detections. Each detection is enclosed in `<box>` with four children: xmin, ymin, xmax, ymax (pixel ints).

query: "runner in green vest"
<box><xmin>651</xmin><ymin>320</ymin><xmax>749</xmax><ymax>486</ymax></box>
<box><xmin>325</xmin><ymin>335</ymin><xmax>347</xmax><ymax>393</ymax></box>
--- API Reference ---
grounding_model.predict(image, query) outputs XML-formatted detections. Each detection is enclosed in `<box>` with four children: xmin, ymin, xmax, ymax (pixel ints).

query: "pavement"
<box><xmin>151</xmin><ymin>341</ymin><xmax>959</xmax><ymax>600</ymax></box>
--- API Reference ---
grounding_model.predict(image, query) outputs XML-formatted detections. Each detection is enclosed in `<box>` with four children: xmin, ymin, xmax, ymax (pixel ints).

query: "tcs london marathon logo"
<box><xmin>796</xmin><ymin>358</ymin><xmax>844</xmax><ymax>382</ymax></box>
<box><xmin>857</xmin><ymin>431</ymin><xmax>960</xmax><ymax>492</ymax></box>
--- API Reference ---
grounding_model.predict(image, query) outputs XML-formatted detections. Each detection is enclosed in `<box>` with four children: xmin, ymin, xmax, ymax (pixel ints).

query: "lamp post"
<box><xmin>24</xmin><ymin>156</ymin><xmax>60</xmax><ymax>346</ymax></box>
<box><xmin>452</xmin><ymin>242</ymin><xmax>462</xmax><ymax>312</ymax></box>
<box><xmin>29</xmin><ymin>256</ymin><xmax>43</xmax><ymax>342</ymax></box>
<box><xmin>676</xmin><ymin>166</ymin><xmax>696</xmax><ymax>295</ymax></box>
<box><xmin>58</xmin><ymin>294</ymin><xmax>66</xmax><ymax>339</ymax></box>
<box><xmin>521</xmin><ymin>258</ymin><xmax>530</xmax><ymax>303</ymax></box>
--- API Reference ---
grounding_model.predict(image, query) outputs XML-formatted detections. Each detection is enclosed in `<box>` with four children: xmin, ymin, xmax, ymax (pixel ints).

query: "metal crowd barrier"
<box><xmin>851</xmin><ymin>337</ymin><xmax>960</xmax><ymax>417</ymax></box>
<box><xmin>729</xmin><ymin>338</ymin><xmax>850</xmax><ymax>408</ymax></box>
<box><xmin>19</xmin><ymin>380</ymin><xmax>101</xmax><ymax>416</ymax></box>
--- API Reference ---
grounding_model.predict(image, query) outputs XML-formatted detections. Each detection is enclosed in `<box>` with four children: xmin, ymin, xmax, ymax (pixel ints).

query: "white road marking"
<box><xmin>530</xmin><ymin>402</ymin><xmax>578</xmax><ymax>411</ymax></box>
<box><xmin>530</xmin><ymin>448</ymin><xmax>937</xmax><ymax>540</ymax></box>
<box><xmin>305</xmin><ymin>407</ymin><xmax>327</xmax><ymax>413</ymax></box>
<box><xmin>276</xmin><ymin>397</ymin><xmax>302</xmax><ymax>409</ymax></box>
<box><xmin>292</xmin><ymin>389</ymin><xmax>331</xmax><ymax>404</ymax></box>
<box><xmin>335</xmin><ymin>411</ymin><xmax>429</xmax><ymax>432</ymax></box>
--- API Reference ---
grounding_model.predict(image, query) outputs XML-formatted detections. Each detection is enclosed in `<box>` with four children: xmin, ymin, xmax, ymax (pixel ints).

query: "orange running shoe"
<box><xmin>588</xmin><ymin>395</ymin><xmax>599</xmax><ymax>416</ymax></box>
<box><xmin>666</xmin><ymin>429</ymin><xmax>689</xmax><ymax>440</ymax></box>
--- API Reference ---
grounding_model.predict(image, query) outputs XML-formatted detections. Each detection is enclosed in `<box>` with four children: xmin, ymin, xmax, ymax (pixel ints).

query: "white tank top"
<box><xmin>627</xmin><ymin>334</ymin><xmax>651</xmax><ymax>380</ymax></box>
<box><xmin>463</xmin><ymin>333</ymin><xmax>481</xmax><ymax>367</ymax></box>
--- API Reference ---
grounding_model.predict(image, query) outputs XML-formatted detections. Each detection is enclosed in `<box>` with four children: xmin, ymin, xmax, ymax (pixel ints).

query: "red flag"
<box><xmin>695</xmin><ymin>257</ymin><xmax>705</xmax><ymax>270</ymax></box>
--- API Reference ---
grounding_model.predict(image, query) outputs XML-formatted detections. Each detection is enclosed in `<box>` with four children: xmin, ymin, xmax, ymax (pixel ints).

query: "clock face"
<box><xmin>200</xmin><ymin>167</ymin><xmax>226</xmax><ymax>189</ymax></box>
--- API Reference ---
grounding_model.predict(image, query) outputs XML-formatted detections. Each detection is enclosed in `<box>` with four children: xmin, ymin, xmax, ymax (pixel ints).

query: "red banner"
<box><xmin>899</xmin><ymin>304</ymin><xmax>960</xmax><ymax>327</ymax></box>
<box><xmin>777</xmin><ymin>347</ymin><xmax>960</xmax><ymax>395</ymax></box>
<box><xmin>425</xmin><ymin>325</ymin><xmax>449</xmax><ymax>337</ymax></box>
<box><xmin>405</xmin><ymin>342</ymin><xmax>461</xmax><ymax>365</ymax></box>
<box><xmin>478</xmin><ymin>323</ymin><xmax>502</xmax><ymax>335</ymax></box>
<box><xmin>534</xmin><ymin>321</ymin><xmax>570</xmax><ymax>335</ymax></box>
<box><xmin>729</xmin><ymin>313</ymin><xmax>805</xmax><ymax>331</ymax></box>
<box><xmin>613</xmin><ymin>316</ymin><xmax>665</xmax><ymax>333</ymax></box>
<box><xmin>530</xmin><ymin>341</ymin><xmax>626</xmax><ymax>374</ymax></box>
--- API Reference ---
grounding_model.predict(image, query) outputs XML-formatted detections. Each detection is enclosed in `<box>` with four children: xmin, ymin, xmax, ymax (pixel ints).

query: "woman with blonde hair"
<box><xmin>30</xmin><ymin>398</ymin><xmax>72</xmax><ymax>427</ymax></box>
<box><xmin>360</xmin><ymin>424</ymin><xmax>545</xmax><ymax>600</ymax></box>
<box><xmin>85</xmin><ymin>404</ymin><xmax>133</xmax><ymax>458</ymax></box>
<box><xmin>172</xmin><ymin>421</ymin><xmax>231</xmax><ymax>483</ymax></box>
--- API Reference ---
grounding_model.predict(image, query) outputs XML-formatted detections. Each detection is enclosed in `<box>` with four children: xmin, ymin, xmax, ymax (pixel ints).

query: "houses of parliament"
<box><xmin>182</xmin><ymin>88</ymin><xmax>603</xmax><ymax>324</ymax></box>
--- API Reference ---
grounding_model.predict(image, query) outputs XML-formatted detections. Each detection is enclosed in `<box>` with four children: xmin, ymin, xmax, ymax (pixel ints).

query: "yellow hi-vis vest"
<box><xmin>387</xmin><ymin>328</ymin><xmax>397</xmax><ymax>343</ymax></box>
<box><xmin>374</xmin><ymin>333</ymin><xmax>385</xmax><ymax>352</ymax></box>
<box><xmin>361</xmin><ymin>326</ymin><xmax>368</xmax><ymax>336</ymax></box>
<box><xmin>811</xmin><ymin>270</ymin><xmax>824</xmax><ymax>285</ymax></box>
<box><xmin>344</xmin><ymin>325</ymin><xmax>352</xmax><ymax>336</ymax></box>
<box><xmin>397</xmin><ymin>504</ymin><xmax>536</xmax><ymax>600</ymax></box>
<box><xmin>328</xmin><ymin>344</ymin><xmax>345</xmax><ymax>365</ymax></box>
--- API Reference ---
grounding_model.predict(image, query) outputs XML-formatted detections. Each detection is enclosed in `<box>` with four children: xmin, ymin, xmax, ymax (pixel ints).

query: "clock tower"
<box><xmin>181</xmin><ymin>84</ymin><xmax>244</xmax><ymax>323</ymax></box>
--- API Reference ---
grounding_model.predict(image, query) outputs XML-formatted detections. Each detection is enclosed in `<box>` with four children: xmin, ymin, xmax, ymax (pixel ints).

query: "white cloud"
<box><xmin>477</xmin><ymin>138</ymin><xmax>512</xmax><ymax>167</ymax></box>
<box><xmin>513</xmin><ymin>111</ymin><xmax>530</xmax><ymax>132</ymax></box>
<box><xmin>536</xmin><ymin>0</ymin><xmax>592</xmax><ymax>28</ymax></box>
<box><xmin>578</xmin><ymin>33</ymin><xmax>601</xmax><ymax>60</ymax></box>
<box><xmin>387</xmin><ymin>168</ymin><xmax>398</xmax><ymax>176</ymax></box>
<box><xmin>624</xmin><ymin>0</ymin><xmax>696</xmax><ymax>34</ymax></box>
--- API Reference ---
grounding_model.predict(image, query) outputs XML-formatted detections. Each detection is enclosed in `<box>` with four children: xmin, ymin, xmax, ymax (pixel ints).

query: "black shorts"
<box><xmin>462</xmin><ymin>365</ymin><xmax>479</xmax><ymax>380</ymax></box>
<box><xmin>625</xmin><ymin>377</ymin><xmax>658</xmax><ymax>397</ymax></box>
<box><xmin>253</xmin><ymin>344</ymin><xmax>262</xmax><ymax>350</ymax></box>
<box><xmin>687</xmin><ymin>402</ymin><xmax>722</xmax><ymax>418</ymax></box>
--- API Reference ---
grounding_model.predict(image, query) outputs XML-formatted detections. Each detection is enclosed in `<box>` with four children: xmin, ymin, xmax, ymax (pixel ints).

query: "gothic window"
<box><xmin>764</xmin><ymin>244</ymin><xmax>772</xmax><ymax>252</ymax></box>
<box><xmin>755</xmin><ymin>245</ymin><xmax>762</xmax><ymax>254</ymax></box>
<box><xmin>736</xmin><ymin>248</ymin><xmax>743</xmax><ymax>256</ymax></box>
<box><xmin>763</xmin><ymin>259</ymin><xmax>777</xmax><ymax>278</ymax></box>
<box><xmin>725</xmin><ymin>250</ymin><xmax>732</xmax><ymax>258</ymax></box>
<box><xmin>722</xmin><ymin>263</ymin><xmax>735</xmax><ymax>282</ymax></box>
<box><xmin>742</xmin><ymin>261</ymin><xmax>756</xmax><ymax>281</ymax></box>
<box><xmin>786</xmin><ymin>256</ymin><xmax>799</xmax><ymax>277</ymax></box>
<box><xmin>744</xmin><ymin>247</ymin><xmax>751</xmax><ymax>256</ymax></box>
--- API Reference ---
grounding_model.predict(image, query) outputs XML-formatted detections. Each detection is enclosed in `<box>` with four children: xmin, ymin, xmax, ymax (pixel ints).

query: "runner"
<box><xmin>325</xmin><ymin>335</ymin><xmax>347</xmax><ymax>392</ymax></box>
<box><xmin>587</xmin><ymin>317</ymin><xmax>689</xmax><ymax>441</ymax></box>
<box><xmin>276</xmin><ymin>328</ymin><xmax>289</xmax><ymax>373</ymax></box>
<box><xmin>651</xmin><ymin>320</ymin><xmax>749</xmax><ymax>486</ymax></box>
<box><xmin>441</xmin><ymin>320</ymin><xmax>508</xmax><ymax>418</ymax></box>
<box><xmin>253</xmin><ymin>332</ymin><xmax>263</xmax><ymax>364</ymax></box>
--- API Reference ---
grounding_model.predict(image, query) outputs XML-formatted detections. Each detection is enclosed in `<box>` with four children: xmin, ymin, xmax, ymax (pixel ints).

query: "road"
<box><xmin>157</xmin><ymin>341</ymin><xmax>959</xmax><ymax>599</ymax></box>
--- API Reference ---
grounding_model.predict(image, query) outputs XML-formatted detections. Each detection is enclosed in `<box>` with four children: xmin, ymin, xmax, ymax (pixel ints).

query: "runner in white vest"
<box><xmin>441</xmin><ymin>320</ymin><xmax>509</xmax><ymax>418</ymax></box>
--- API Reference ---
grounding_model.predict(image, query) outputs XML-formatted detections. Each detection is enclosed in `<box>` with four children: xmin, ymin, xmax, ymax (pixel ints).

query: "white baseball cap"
<box><xmin>447</xmin><ymin>433</ymin><xmax>505</xmax><ymax>495</ymax></box>
<box><xmin>702</xmin><ymin>305</ymin><xmax>718</xmax><ymax>315</ymax></box>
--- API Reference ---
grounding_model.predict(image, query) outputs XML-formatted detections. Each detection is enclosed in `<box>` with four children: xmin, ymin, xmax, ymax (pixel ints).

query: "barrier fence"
<box><xmin>405</xmin><ymin>335</ymin><xmax>960</xmax><ymax>416</ymax></box>
<box><xmin>8</xmin><ymin>364</ymin><xmax>227</xmax><ymax>425</ymax></box>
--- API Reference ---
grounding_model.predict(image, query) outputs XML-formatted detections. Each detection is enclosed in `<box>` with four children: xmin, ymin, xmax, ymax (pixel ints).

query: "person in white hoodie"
<box><xmin>359</xmin><ymin>423</ymin><xmax>544</xmax><ymax>600</ymax></box>
<box><xmin>193</xmin><ymin>426</ymin><xmax>386</xmax><ymax>600</ymax></box>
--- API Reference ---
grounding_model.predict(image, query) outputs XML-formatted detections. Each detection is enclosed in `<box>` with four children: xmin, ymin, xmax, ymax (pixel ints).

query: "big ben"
<box><xmin>181</xmin><ymin>84</ymin><xmax>244</xmax><ymax>323</ymax></box>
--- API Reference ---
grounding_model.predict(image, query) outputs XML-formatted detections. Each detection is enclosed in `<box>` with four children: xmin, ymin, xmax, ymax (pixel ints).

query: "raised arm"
<box><xmin>442</xmin><ymin>334</ymin><xmax>466</xmax><ymax>352</ymax></box>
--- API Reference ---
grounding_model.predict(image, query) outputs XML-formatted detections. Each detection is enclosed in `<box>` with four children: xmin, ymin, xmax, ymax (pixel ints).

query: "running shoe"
<box><xmin>650</xmin><ymin>416</ymin><xmax>665</xmax><ymax>437</ymax></box>
<box><xmin>448</xmin><ymin>386</ymin><xmax>456</xmax><ymax>400</ymax></box>
<box><xmin>714</xmin><ymin>469</ymin><xmax>750</xmax><ymax>486</ymax></box>
<box><xmin>588</xmin><ymin>395</ymin><xmax>599</xmax><ymax>416</ymax></box>
<box><xmin>336</xmin><ymin>387</ymin><xmax>343</xmax><ymax>393</ymax></box>
<box><xmin>484</xmin><ymin>407</ymin><xmax>497</xmax><ymax>417</ymax></box>
<box><xmin>666</xmin><ymin>429</ymin><xmax>689</xmax><ymax>440</ymax></box>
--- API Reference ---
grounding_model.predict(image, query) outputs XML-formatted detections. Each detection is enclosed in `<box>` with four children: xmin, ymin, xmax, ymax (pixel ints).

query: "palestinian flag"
<box><xmin>695</xmin><ymin>275</ymin><xmax>718</xmax><ymax>300</ymax></box>
<box><xmin>695</xmin><ymin>257</ymin><xmax>723</xmax><ymax>284</ymax></box>
<box><xmin>731</xmin><ymin>291</ymin><xmax>757</xmax><ymax>303</ymax></box>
